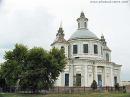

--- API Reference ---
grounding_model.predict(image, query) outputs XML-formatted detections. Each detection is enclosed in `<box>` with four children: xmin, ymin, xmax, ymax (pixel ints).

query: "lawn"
<box><xmin>0</xmin><ymin>93</ymin><xmax>130</xmax><ymax>97</ymax></box>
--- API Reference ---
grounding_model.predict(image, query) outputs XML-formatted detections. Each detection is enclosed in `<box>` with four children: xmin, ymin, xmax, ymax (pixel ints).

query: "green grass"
<box><xmin>0</xmin><ymin>93</ymin><xmax>130</xmax><ymax>97</ymax></box>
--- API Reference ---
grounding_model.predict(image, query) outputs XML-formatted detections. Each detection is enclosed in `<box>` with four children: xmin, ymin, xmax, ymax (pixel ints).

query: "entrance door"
<box><xmin>76</xmin><ymin>74</ymin><xmax>81</xmax><ymax>86</ymax></box>
<box><xmin>114</xmin><ymin>76</ymin><xmax>117</xmax><ymax>85</ymax></box>
<box><xmin>98</xmin><ymin>74</ymin><xmax>102</xmax><ymax>86</ymax></box>
<box><xmin>65</xmin><ymin>74</ymin><xmax>69</xmax><ymax>86</ymax></box>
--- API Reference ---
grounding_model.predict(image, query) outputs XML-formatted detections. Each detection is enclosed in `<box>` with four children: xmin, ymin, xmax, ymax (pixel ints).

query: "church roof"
<box><xmin>52</xmin><ymin>37</ymin><xmax>67</xmax><ymax>45</ymax></box>
<box><xmin>103</xmin><ymin>46</ymin><xmax>111</xmax><ymax>51</ymax></box>
<box><xmin>69</xmin><ymin>29</ymin><xmax>98</xmax><ymax>40</ymax></box>
<box><xmin>51</xmin><ymin>24</ymin><xmax>67</xmax><ymax>46</ymax></box>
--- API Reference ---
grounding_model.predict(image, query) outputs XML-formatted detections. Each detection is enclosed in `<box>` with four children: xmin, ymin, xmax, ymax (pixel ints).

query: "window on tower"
<box><xmin>73</xmin><ymin>45</ymin><xmax>78</xmax><ymax>54</ymax></box>
<box><xmin>83</xmin><ymin>44</ymin><xmax>88</xmax><ymax>53</ymax></box>
<box><xmin>94</xmin><ymin>44</ymin><xmax>98</xmax><ymax>54</ymax></box>
<box><xmin>61</xmin><ymin>46</ymin><xmax>65</xmax><ymax>51</ymax></box>
<box><xmin>61</xmin><ymin>46</ymin><xmax>64</xmax><ymax>49</ymax></box>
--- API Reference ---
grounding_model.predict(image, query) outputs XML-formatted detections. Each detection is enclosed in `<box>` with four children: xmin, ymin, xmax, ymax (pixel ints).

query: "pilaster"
<box><xmin>84</xmin><ymin>65</ymin><xmax>88</xmax><ymax>86</ymax></box>
<box><xmin>104</xmin><ymin>66</ymin><xmax>106</xmax><ymax>86</ymax></box>
<box><xmin>111</xmin><ymin>67</ymin><xmax>114</xmax><ymax>86</ymax></box>
<box><xmin>69</xmin><ymin>64</ymin><xmax>74</xmax><ymax>86</ymax></box>
<box><xmin>94</xmin><ymin>66</ymin><xmax>97</xmax><ymax>82</ymax></box>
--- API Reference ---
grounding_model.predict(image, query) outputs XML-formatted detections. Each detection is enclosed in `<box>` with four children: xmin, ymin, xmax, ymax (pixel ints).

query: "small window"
<box><xmin>83</xmin><ymin>44</ymin><xmax>88</xmax><ymax>53</ymax></box>
<box><xmin>106</xmin><ymin>53</ymin><xmax>109</xmax><ymax>61</ymax></box>
<box><xmin>61</xmin><ymin>46</ymin><xmax>65</xmax><ymax>52</ymax></box>
<box><xmin>61</xmin><ymin>46</ymin><xmax>64</xmax><ymax>49</ymax></box>
<box><xmin>94</xmin><ymin>45</ymin><xmax>98</xmax><ymax>54</ymax></box>
<box><xmin>73</xmin><ymin>45</ymin><xmax>78</xmax><ymax>54</ymax></box>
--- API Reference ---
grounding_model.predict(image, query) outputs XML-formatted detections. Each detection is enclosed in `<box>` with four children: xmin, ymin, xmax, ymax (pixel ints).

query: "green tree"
<box><xmin>0</xmin><ymin>44</ymin><xmax>28</xmax><ymax>87</ymax></box>
<box><xmin>20</xmin><ymin>47</ymin><xmax>66</xmax><ymax>92</ymax></box>
<box><xmin>20</xmin><ymin>47</ymin><xmax>49</xmax><ymax>91</ymax></box>
<box><xmin>0</xmin><ymin>63</ymin><xmax>6</xmax><ymax>89</ymax></box>
<box><xmin>48</xmin><ymin>48</ymin><xmax>66</xmax><ymax>87</ymax></box>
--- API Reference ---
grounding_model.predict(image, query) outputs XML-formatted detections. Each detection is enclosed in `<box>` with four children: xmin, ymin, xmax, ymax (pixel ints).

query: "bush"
<box><xmin>115</xmin><ymin>83</ymin><xmax>120</xmax><ymax>91</ymax></box>
<box><xmin>122</xmin><ymin>86</ymin><xmax>126</xmax><ymax>93</ymax></box>
<box><xmin>91</xmin><ymin>80</ymin><xmax>97</xmax><ymax>90</ymax></box>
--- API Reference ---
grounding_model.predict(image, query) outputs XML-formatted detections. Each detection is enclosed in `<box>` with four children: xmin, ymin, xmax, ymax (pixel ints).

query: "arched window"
<box><xmin>106</xmin><ymin>53</ymin><xmax>109</xmax><ymax>61</ymax></box>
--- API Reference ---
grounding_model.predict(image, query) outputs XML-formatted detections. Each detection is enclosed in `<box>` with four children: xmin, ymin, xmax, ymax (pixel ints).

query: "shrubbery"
<box><xmin>91</xmin><ymin>80</ymin><xmax>97</xmax><ymax>90</ymax></box>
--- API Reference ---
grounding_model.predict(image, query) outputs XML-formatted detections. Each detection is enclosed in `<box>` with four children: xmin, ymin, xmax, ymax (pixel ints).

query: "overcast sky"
<box><xmin>0</xmin><ymin>0</ymin><xmax>130</xmax><ymax>81</ymax></box>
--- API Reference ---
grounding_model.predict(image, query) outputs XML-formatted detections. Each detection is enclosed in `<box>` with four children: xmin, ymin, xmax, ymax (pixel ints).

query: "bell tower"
<box><xmin>51</xmin><ymin>23</ymin><xmax>68</xmax><ymax>58</ymax></box>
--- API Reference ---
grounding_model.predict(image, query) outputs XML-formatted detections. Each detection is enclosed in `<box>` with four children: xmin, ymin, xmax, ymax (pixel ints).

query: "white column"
<box><xmin>94</xmin><ymin>66</ymin><xmax>97</xmax><ymax>82</ymax></box>
<box><xmin>55</xmin><ymin>73</ymin><xmax>61</xmax><ymax>86</ymax></box>
<box><xmin>90</xmin><ymin>42</ymin><xmax>93</xmax><ymax>55</ymax></box>
<box><xmin>84</xmin><ymin>65</ymin><xmax>88</xmax><ymax>86</ymax></box>
<box><xmin>118</xmin><ymin>67</ymin><xmax>121</xmax><ymax>84</ymax></box>
<box><xmin>110</xmin><ymin>67</ymin><xmax>114</xmax><ymax>86</ymax></box>
<box><xmin>104</xmin><ymin>66</ymin><xmax>106</xmax><ymax>86</ymax></box>
<box><xmin>69</xmin><ymin>64</ymin><xmax>73</xmax><ymax>86</ymax></box>
<box><xmin>61</xmin><ymin>72</ymin><xmax>64</xmax><ymax>86</ymax></box>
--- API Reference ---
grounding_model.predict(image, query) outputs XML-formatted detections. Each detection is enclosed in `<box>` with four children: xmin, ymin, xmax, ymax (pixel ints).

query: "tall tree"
<box><xmin>20</xmin><ymin>47</ymin><xmax>66</xmax><ymax>91</ymax></box>
<box><xmin>20</xmin><ymin>47</ymin><xmax>49</xmax><ymax>91</ymax></box>
<box><xmin>48</xmin><ymin>48</ymin><xmax>66</xmax><ymax>83</ymax></box>
<box><xmin>0</xmin><ymin>44</ymin><xmax>28</xmax><ymax>87</ymax></box>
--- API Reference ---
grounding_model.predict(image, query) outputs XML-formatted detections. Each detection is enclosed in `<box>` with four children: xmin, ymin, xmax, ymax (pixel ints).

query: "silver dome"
<box><xmin>69</xmin><ymin>29</ymin><xmax>98</xmax><ymax>40</ymax></box>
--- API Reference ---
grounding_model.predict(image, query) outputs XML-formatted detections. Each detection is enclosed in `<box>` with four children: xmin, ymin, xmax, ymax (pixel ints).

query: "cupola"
<box><xmin>77</xmin><ymin>11</ymin><xmax>88</xmax><ymax>29</ymax></box>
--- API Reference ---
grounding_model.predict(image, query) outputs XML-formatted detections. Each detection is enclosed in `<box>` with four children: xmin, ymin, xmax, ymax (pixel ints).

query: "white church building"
<box><xmin>51</xmin><ymin>12</ymin><xmax>122</xmax><ymax>87</ymax></box>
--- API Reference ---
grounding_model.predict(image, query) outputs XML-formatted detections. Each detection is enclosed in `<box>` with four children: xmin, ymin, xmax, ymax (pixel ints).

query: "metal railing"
<box><xmin>0</xmin><ymin>86</ymin><xmax>126</xmax><ymax>94</ymax></box>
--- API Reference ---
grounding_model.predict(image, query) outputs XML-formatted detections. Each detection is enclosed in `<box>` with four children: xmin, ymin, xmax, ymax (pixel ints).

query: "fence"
<box><xmin>48</xmin><ymin>86</ymin><xmax>125</xmax><ymax>94</ymax></box>
<box><xmin>0</xmin><ymin>86</ymin><xmax>126</xmax><ymax>94</ymax></box>
<box><xmin>126</xmin><ymin>85</ymin><xmax>130</xmax><ymax>93</ymax></box>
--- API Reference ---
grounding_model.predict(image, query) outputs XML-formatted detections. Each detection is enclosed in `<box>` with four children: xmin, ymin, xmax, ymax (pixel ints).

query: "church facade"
<box><xmin>51</xmin><ymin>12</ymin><xmax>122</xmax><ymax>87</ymax></box>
